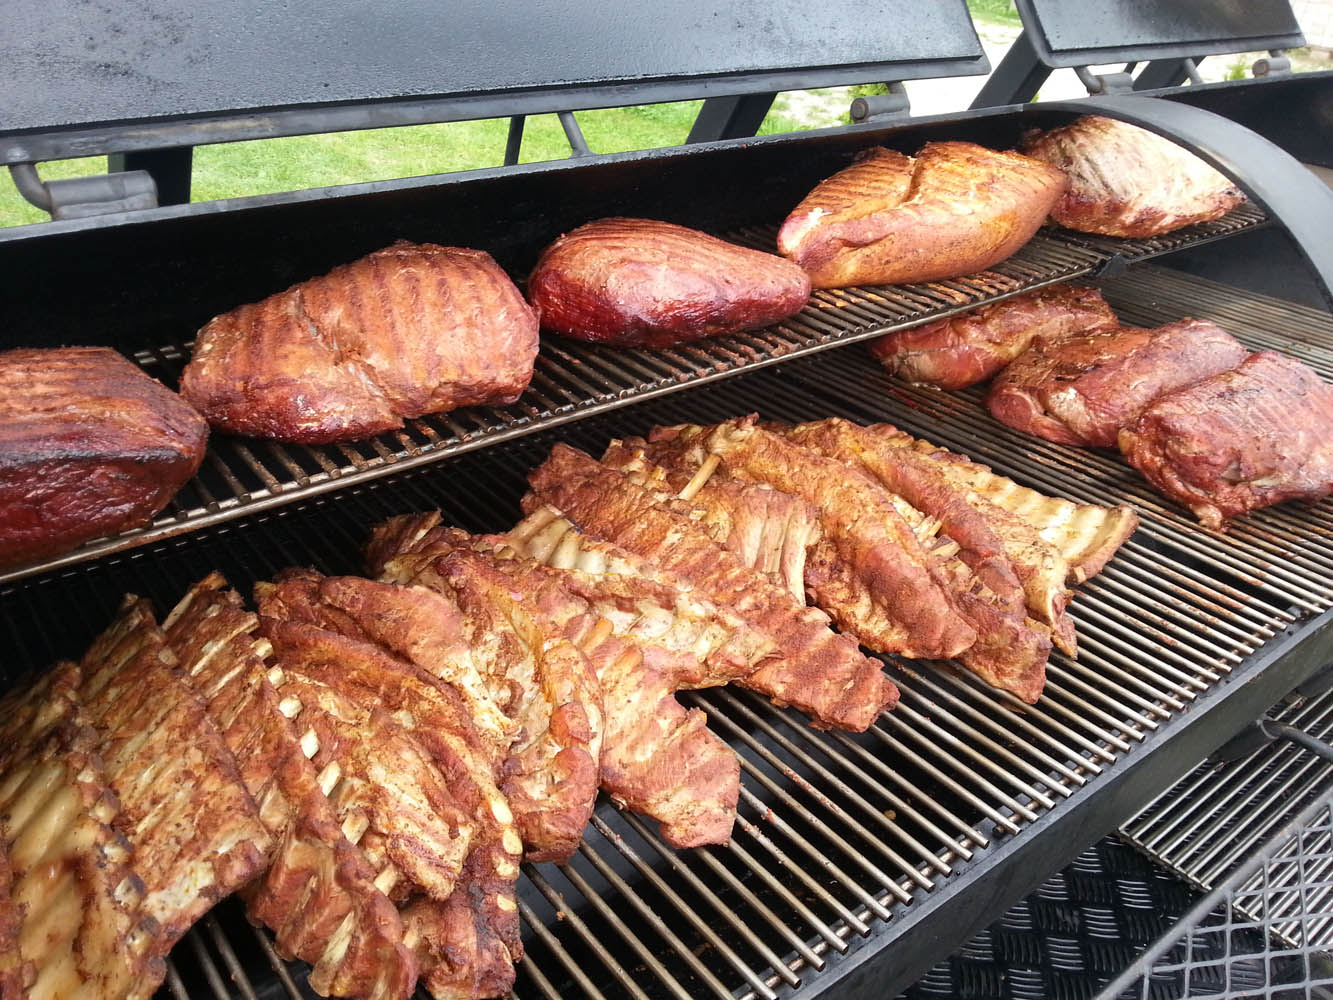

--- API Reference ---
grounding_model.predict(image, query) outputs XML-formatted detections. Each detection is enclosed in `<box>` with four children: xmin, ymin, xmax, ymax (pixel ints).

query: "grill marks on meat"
<box><xmin>161</xmin><ymin>575</ymin><xmax>415</xmax><ymax>1000</ymax></box>
<box><xmin>255</xmin><ymin>575</ymin><xmax>524</xmax><ymax>1000</ymax></box>
<box><xmin>528</xmin><ymin>217</ymin><xmax>811</xmax><ymax>348</ymax></box>
<box><xmin>0</xmin><ymin>843</ymin><xmax>22</xmax><ymax>1000</ymax></box>
<box><xmin>180</xmin><ymin>243</ymin><xmax>539</xmax><ymax>444</ymax></box>
<box><xmin>0</xmin><ymin>690</ymin><xmax>162</xmax><ymax>1000</ymax></box>
<box><xmin>987</xmin><ymin>319</ymin><xmax>1250</xmax><ymax>447</ymax></box>
<box><xmin>1021</xmin><ymin>115</ymin><xmax>1246</xmax><ymax>237</ymax></box>
<box><xmin>78</xmin><ymin>599</ymin><xmax>269</xmax><ymax>959</ymax></box>
<box><xmin>891</xmin><ymin>432</ymin><xmax>1140</xmax><ymax>586</ymax></box>
<box><xmin>776</xmin><ymin>142</ymin><xmax>1068</xmax><ymax>289</ymax></box>
<box><xmin>868</xmin><ymin>284</ymin><xmax>1118</xmax><ymax>390</ymax></box>
<box><xmin>1119</xmin><ymin>351</ymin><xmax>1333</xmax><ymax>530</ymax></box>
<box><xmin>778</xmin><ymin>418</ymin><xmax>1051</xmax><ymax>702</ymax></box>
<box><xmin>0</xmin><ymin>346</ymin><xmax>208</xmax><ymax>568</ymax></box>
<box><xmin>525</xmin><ymin>444</ymin><xmax>897</xmax><ymax>731</ymax></box>
<box><xmin>643</xmin><ymin>418</ymin><xmax>976</xmax><ymax>660</ymax></box>
<box><xmin>369</xmin><ymin>521</ymin><xmax>743</xmax><ymax>849</ymax></box>
<box><xmin>601</xmin><ymin>443</ymin><xmax>821</xmax><ymax>604</ymax></box>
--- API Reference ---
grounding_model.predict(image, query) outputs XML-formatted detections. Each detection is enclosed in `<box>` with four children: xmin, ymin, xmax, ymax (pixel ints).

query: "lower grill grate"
<box><xmin>1103</xmin><ymin>788</ymin><xmax>1333</xmax><ymax>999</ymax></box>
<box><xmin>3</xmin><ymin>261</ymin><xmax>1333</xmax><ymax>999</ymax></box>
<box><xmin>1121</xmin><ymin>680</ymin><xmax>1333</xmax><ymax>948</ymax></box>
<box><xmin>0</xmin><ymin>204</ymin><xmax>1269</xmax><ymax>587</ymax></box>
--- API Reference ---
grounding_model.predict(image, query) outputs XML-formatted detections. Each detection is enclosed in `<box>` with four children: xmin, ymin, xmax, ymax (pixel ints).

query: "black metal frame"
<box><xmin>3</xmin><ymin>0</ymin><xmax>990</xmax><ymax>218</ymax></box>
<box><xmin>812</xmin><ymin>611</ymin><xmax>1333</xmax><ymax>999</ymax></box>
<box><xmin>970</xmin><ymin>0</ymin><xmax>1304</xmax><ymax>107</ymax></box>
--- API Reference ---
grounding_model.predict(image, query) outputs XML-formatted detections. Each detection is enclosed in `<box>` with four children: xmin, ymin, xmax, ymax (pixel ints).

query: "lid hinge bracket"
<box><xmin>1253</xmin><ymin>49</ymin><xmax>1291</xmax><ymax>77</ymax></box>
<box><xmin>1076</xmin><ymin>64</ymin><xmax>1136</xmax><ymax>96</ymax></box>
<box><xmin>849</xmin><ymin>82</ymin><xmax>911</xmax><ymax>124</ymax></box>
<box><xmin>9</xmin><ymin>162</ymin><xmax>159</xmax><ymax>221</ymax></box>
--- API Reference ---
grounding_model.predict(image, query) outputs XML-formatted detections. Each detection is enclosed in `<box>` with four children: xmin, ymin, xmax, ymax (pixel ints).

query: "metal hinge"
<box><xmin>10</xmin><ymin>162</ymin><xmax>158</xmax><ymax>220</ymax></box>
<box><xmin>1253</xmin><ymin>49</ymin><xmax>1291</xmax><ymax>77</ymax></box>
<box><xmin>1075</xmin><ymin>65</ymin><xmax>1135</xmax><ymax>96</ymax></box>
<box><xmin>849</xmin><ymin>82</ymin><xmax>910</xmax><ymax>124</ymax></box>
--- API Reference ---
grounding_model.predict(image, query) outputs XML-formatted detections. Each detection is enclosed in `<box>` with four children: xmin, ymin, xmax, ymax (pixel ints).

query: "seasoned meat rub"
<box><xmin>776</xmin><ymin>142</ymin><xmax>1068</xmax><ymax>289</ymax></box>
<box><xmin>0</xmin><ymin>346</ymin><xmax>208</xmax><ymax>568</ymax></box>
<box><xmin>1021</xmin><ymin>115</ymin><xmax>1246</xmax><ymax>237</ymax></box>
<box><xmin>869</xmin><ymin>284</ymin><xmax>1117</xmax><ymax>389</ymax></box>
<box><xmin>528</xmin><ymin>217</ymin><xmax>811</xmax><ymax>348</ymax></box>
<box><xmin>1119</xmin><ymin>351</ymin><xmax>1333</xmax><ymax>529</ymax></box>
<box><xmin>987</xmin><ymin>319</ymin><xmax>1249</xmax><ymax>447</ymax></box>
<box><xmin>180</xmin><ymin>243</ymin><xmax>539</xmax><ymax>444</ymax></box>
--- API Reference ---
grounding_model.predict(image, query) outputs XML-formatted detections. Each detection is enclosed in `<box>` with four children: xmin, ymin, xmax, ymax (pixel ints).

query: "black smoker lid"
<box><xmin>0</xmin><ymin>0</ymin><xmax>988</xmax><ymax>165</ymax></box>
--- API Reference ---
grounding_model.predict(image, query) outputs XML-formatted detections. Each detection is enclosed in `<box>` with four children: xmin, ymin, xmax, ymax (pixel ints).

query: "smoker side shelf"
<box><xmin>0</xmin><ymin>203</ymin><xmax>1268</xmax><ymax>587</ymax></box>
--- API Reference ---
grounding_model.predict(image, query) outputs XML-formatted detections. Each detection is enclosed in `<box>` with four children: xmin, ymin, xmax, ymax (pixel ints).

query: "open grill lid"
<box><xmin>0</xmin><ymin>0</ymin><xmax>992</xmax><ymax>219</ymax></box>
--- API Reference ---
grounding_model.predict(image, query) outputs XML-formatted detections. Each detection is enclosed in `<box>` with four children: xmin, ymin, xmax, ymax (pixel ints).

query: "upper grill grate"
<box><xmin>0</xmin><ymin>204</ymin><xmax>1268</xmax><ymax>586</ymax></box>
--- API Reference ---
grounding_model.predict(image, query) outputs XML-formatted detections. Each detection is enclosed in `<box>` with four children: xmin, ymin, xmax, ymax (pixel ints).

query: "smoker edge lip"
<box><xmin>778</xmin><ymin>608</ymin><xmax>1333</xmax><ymax>1000</ymax></box>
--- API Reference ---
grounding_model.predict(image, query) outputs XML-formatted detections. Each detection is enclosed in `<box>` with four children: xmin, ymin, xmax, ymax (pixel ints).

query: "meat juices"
<box><xmin>869</xmin><ymin>283</ymin><xmax>1118</xmax><ymax>390</ymax></box>
<box><xmin>987</xmin><ymin>319</ymin><xmax>1250</xmax><ymax>447</ymax></box>
<box><xmin>0</xmin><ymin>346</ymin><xmax>208</xmax><ymax>568</ymax></box>
<box><xmin>527</xmin><ymin>217</ymin><xmax>811</xmax><ymax>348</ymax></box>
<box><xmin>1021</xmin><ymin>115</ymin><xmax>1246</xmax><ymax>237</ymax></box>
<box><xmin>181</xmin><ymin>243</ymin><xmax>539</xmax><ymax>444</ymax></box>
<box><xmin>1119</xmin><ymin>351</ymin><xmax>1333</xmax><ymax>530</ymax></box>
<box><xmin>776</xmin><ymin>141</ymin><xmax>1068</xmax><ymax>289</ymax></box>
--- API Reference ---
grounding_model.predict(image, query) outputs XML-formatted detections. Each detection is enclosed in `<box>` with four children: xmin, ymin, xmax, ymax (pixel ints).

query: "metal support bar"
<box><xmin>8</xmin><ymin>162</ymin><xmax>158</xmax><ymax>220</ymax></box>
<box><xmin>686</xmin><ymin>93</ymin><xmax>778</xmax><ymax>143</ymax></box>
<box><xmin>849</xmin><ymin>82</ymin><xmax>910</xmax><ymax>124</ymax></box>
<box><xmin>1254</xmin><ymin>49</ymin><xmax>1291</xmax><ymax>77</ymax></box>
<box><xmin>1133</xmin><ymin>56</ymin><xmax>1205</xmax><ymax>90</ymax></box>
<box><xmin>504</xmin><ymin>115</ymin><xmax>526</xmax><ymax>165</ymax></box>
<box><xmin>557</xmin><ymin>111</ymin><xmax>591</xmax><ymax>157</ymax></box>
<box><xmin>969</xmin><ymin>31</ymin><xmax>1049</xmax><ymax>108</ymax></box>
<box><xmin>108</xmin><ymin>146</ymin><xmax>192</xmax><ymax>205</ymax></box>
<box><xmin>1075</xmin><ymin>64</ymin><xmax>1135</xmax><ymax>96</ymax></box>
<box><xmin>1038</xmin><ymin>95</ymin><xmax>1333</xmax><ymax>310</ymax></box>
<box><xmin>9</xmin><ymin>163</ymin><xmax>51</xmax><ymax>212</ymax></box>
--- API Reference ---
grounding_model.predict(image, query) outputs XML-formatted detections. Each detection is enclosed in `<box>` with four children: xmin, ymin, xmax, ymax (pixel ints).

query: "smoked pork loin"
<box><xmin>526</xmin><ymin>218</ymin><xmax>811</xmax><ymax>348</ymax></box>
<box><xmin>776</xmin><ymin>142</ymin><xmax>1068</xmax><ymax>289</ymax></box>
<box><xmin>869</xmin><ymin>283</ymin><xmax>1117</xmax><ymax>389</ymax></box>
<box><xmin>987</xmin><ymin>319</ymin><xmax>1249</xmax><ymax>448</ymax></box>
<box><xmin>180</xmin><ymin>243</ymin><xmax>539</xmax><ymax>444</ymax></box>
<box><xmin>1119</xmin><ymin>351</ymin><xmax>1333</xmax><ymax>529</ymax></box>
<box><xmin>1020</xmin><ymin>115</ymin><xmax>1246</xmax><ymax>237</ymax></box>
<box><xmin>0</xmin><ymin>346</ymin><xmax>208</xmax><ymax>568</ymax></box>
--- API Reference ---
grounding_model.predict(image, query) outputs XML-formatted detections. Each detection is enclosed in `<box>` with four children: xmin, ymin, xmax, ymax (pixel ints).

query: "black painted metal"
<box><xmin>1013</xmin><ymin>0</ymin><xmax>1303</xmax><ymax>70</ymax></box>
<box><xmin>0</xmin><ymin>0</ymin><xmax>986</xmax><ymax>167</ymax></box>
<box><xmin>686</xmin><ymin>93</ymin><xmax>779</xmax><ymax>143</ymax></box>
<box><xmin>1039</xmin><ymin>95</ymin><xmax>1333</xmax><ymax>310</ymax></box>
<box><xmin>899</xmin><ymin>840</ymin><xmax>1208</xmax><ymax>1000</ymax></box>
<box><xmin>108</xmin><ymin>147</ymin><xmax>193</xmax><ymax>206</ymax></box>
<box><xmin>971</xmin><ymin>0</ymin><xmax>1303</xmax><ymax>107</ymax></box>
<box><xmin>804</xmin><ymin>611</ymin><xmax>1333</xmax><ymax>1000</ymax></box>
<box><xmin>1154</xmin><ymin>70</ymin><xmax>1333</xmax><ymax>168</ymax></box>
<box><xmin>968</xmin><ymin>32</ymin><xmax>1052</xmax><ymax>109</ymax></box>
<box><xmin>1132</xmin><ymin>57</ymin><xmax>1202</xmax><ymax>92</ymax></box>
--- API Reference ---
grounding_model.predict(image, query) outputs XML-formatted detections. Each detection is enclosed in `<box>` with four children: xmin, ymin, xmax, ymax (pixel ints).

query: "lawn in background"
<box><xmin>0</xmin><ymin>1</ymin><xmax>1015</xmax><ymax>228</ymax></box>
<box><xmin>0</xmin><ymin>100</ymin><xmax>807</xmax><ymax>228</ymax></box>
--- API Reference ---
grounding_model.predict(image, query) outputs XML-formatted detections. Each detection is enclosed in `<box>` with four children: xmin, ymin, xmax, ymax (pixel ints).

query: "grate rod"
<box><xmin>703</xmin><ymin>688</ymin><xmax>958</xmax><ymax>873</ymax></box>
<box><xmin>520</xmin><ymin>878</ymin><xmax>648</xmax><ymax>1000</ymax></box>
<box><xmin>594</xmin><ymin>813</ymin><xmax>797</xmax><ymax>992</ymax></box>
<box><xmin>554</xmin><ymin>850</ymin><xmax>742</xmax><ymax>1000</ymax></box>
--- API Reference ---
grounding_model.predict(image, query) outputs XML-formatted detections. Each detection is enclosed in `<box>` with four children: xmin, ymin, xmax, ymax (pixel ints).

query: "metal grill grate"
<box><xmin>4</xmin><ymin>260</ymin><xmax>1333</xmax><ymax>999</ymax></box>
<box><xmin>0</xmin><ymin>204</ymin><xmax>1268</xmax><ymax>587</ymax></box>
<box><xmin>1101</xmin><ymin>789</ymin><xmax>1333</xmax><ymax>999</ymax></box>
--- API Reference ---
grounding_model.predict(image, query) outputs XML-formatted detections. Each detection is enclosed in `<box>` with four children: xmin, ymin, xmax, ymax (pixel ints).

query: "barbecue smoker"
<box><xmin>4</xmin><ymin>0</ymin><xmax>1333</xmax><ymax>997</ymax></box>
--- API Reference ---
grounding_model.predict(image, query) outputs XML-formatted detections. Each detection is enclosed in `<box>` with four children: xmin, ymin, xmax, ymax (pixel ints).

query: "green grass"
<box><xmin>966</xmin><ymin>0</ymin><xmax>1021</xmax><ymax>27</ymax></box>
<box><xmin>0</xmin><ymin>101</ymin><xmax>807</xmax><ymax>229</ymax></box>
